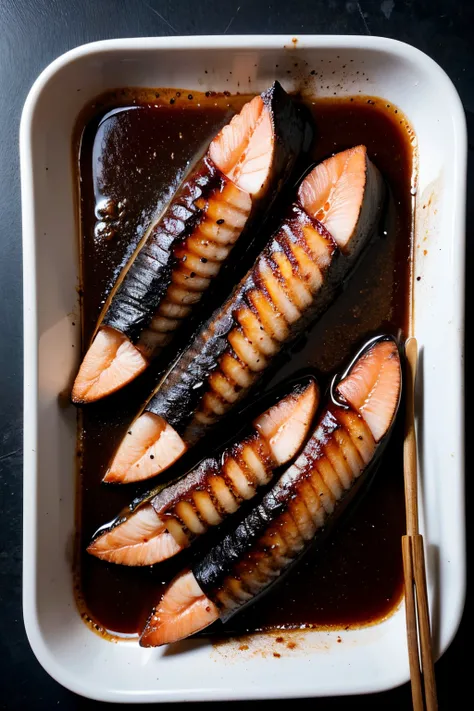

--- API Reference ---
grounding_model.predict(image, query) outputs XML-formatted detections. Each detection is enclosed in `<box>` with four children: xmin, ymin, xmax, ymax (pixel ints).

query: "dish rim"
<box><xmin>20</xmin><ymin>34</ymin><xmax>467</xmax><ymax>702</ymax></box>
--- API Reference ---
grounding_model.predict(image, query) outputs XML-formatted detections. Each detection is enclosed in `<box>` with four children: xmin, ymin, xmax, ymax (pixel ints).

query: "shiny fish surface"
<box><xmin>72</xmin><ymin>82</ymin><xmax>306</xmax><ymax>403</ymax></box>
<box><xmin>110</xmin><ymin>145</ymin><xmax>384</xmax><ymax>483</ymax></box>
<box><xmin>140</xmin><ymin>336</ymin><xmax>401</xmax><ymax>646</ymax></box>
<box><xmin>87</xmin><ymin>378</ymin><xmax>319</xmax><ymax>565</ymax></box>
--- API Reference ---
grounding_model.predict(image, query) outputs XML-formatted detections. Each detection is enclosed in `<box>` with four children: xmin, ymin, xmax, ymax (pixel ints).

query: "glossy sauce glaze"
<box><xmin>74</xmin><ymin>88</ymin><xmax>413</xmax><ymax>637</ymax></box>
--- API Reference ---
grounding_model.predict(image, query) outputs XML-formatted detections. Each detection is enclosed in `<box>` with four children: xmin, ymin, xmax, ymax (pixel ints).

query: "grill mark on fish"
<box><xmin>146</xmin><ymin>209</ymin><xmax>338</xmax><ymax>443</ymax></box>
<box><xmin>103</xmin><ymin>157</ymin><xmax>227</xmax><ymax>344</ymax></box>
<box><xmin>73</xmin><ymin>82</ymin><xmax>307</xmax><ymax>403</ymax></box>
<box><xmin>106</xmin><ymin>146</ymin><xmax>384</xmax><ymax>482</ymax></box>
<box><xmin>141</xmin><ymin>145</ymin><xmax>383</xmax><ymax>458</ymax></box>
<box><xmin>88</xmin><ymin>379</ymin><xmax>318</xmax><ymax>565</ymax></box>
<box><xmin>187</xmin><ymin>338</ymin><xmax>401</xmax><ymax>625</ymax></box>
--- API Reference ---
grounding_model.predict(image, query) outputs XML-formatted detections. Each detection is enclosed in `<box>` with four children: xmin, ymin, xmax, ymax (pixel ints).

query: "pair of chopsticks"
<box><xmin>402</xmin><ymin>338</ymin><xmax>438</xmax><ymax>711</ymax></box>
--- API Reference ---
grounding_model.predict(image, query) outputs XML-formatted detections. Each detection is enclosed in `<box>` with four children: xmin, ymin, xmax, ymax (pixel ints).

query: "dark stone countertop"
<box><xmin>0</xmin><ymin>0</ymin><xmax>470</xmax><ymax>708</ymax></box>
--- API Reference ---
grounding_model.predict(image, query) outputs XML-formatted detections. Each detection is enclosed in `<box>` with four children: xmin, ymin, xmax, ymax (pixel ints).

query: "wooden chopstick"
<box><xmin>404</xmin><ymin>338</ymin><xmax>419</xmax><ymax>537</ymax></box>
<box><xmin>402</xmin><ymin>536</ymin><xmax>424</xmax><ymax>709</ymax></box>
<box><xmin>402</xmin><ymin>337</ymin><xmax>438</xmax><ymax>711</ymax></box>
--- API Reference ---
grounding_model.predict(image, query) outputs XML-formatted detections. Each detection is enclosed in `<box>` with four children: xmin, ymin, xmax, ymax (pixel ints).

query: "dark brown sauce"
<box><xmin>75</xmin><ymin>88</ymin><xmax>413</xmax><ymax>637</ymax></box>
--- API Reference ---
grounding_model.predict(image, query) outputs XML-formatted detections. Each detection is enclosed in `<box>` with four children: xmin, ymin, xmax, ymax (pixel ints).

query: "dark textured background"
<box><xmin>0</xmin><ymin>0</ymin><xmax>470</xmax><ymax>708</ymax></box>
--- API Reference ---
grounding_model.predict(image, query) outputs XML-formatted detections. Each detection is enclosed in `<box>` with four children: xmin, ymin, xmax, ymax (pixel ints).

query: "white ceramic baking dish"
<box><xmin>21</xmin><ymin>35</ymin><xmax>466</xmax><ymax>702</ymax></box>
